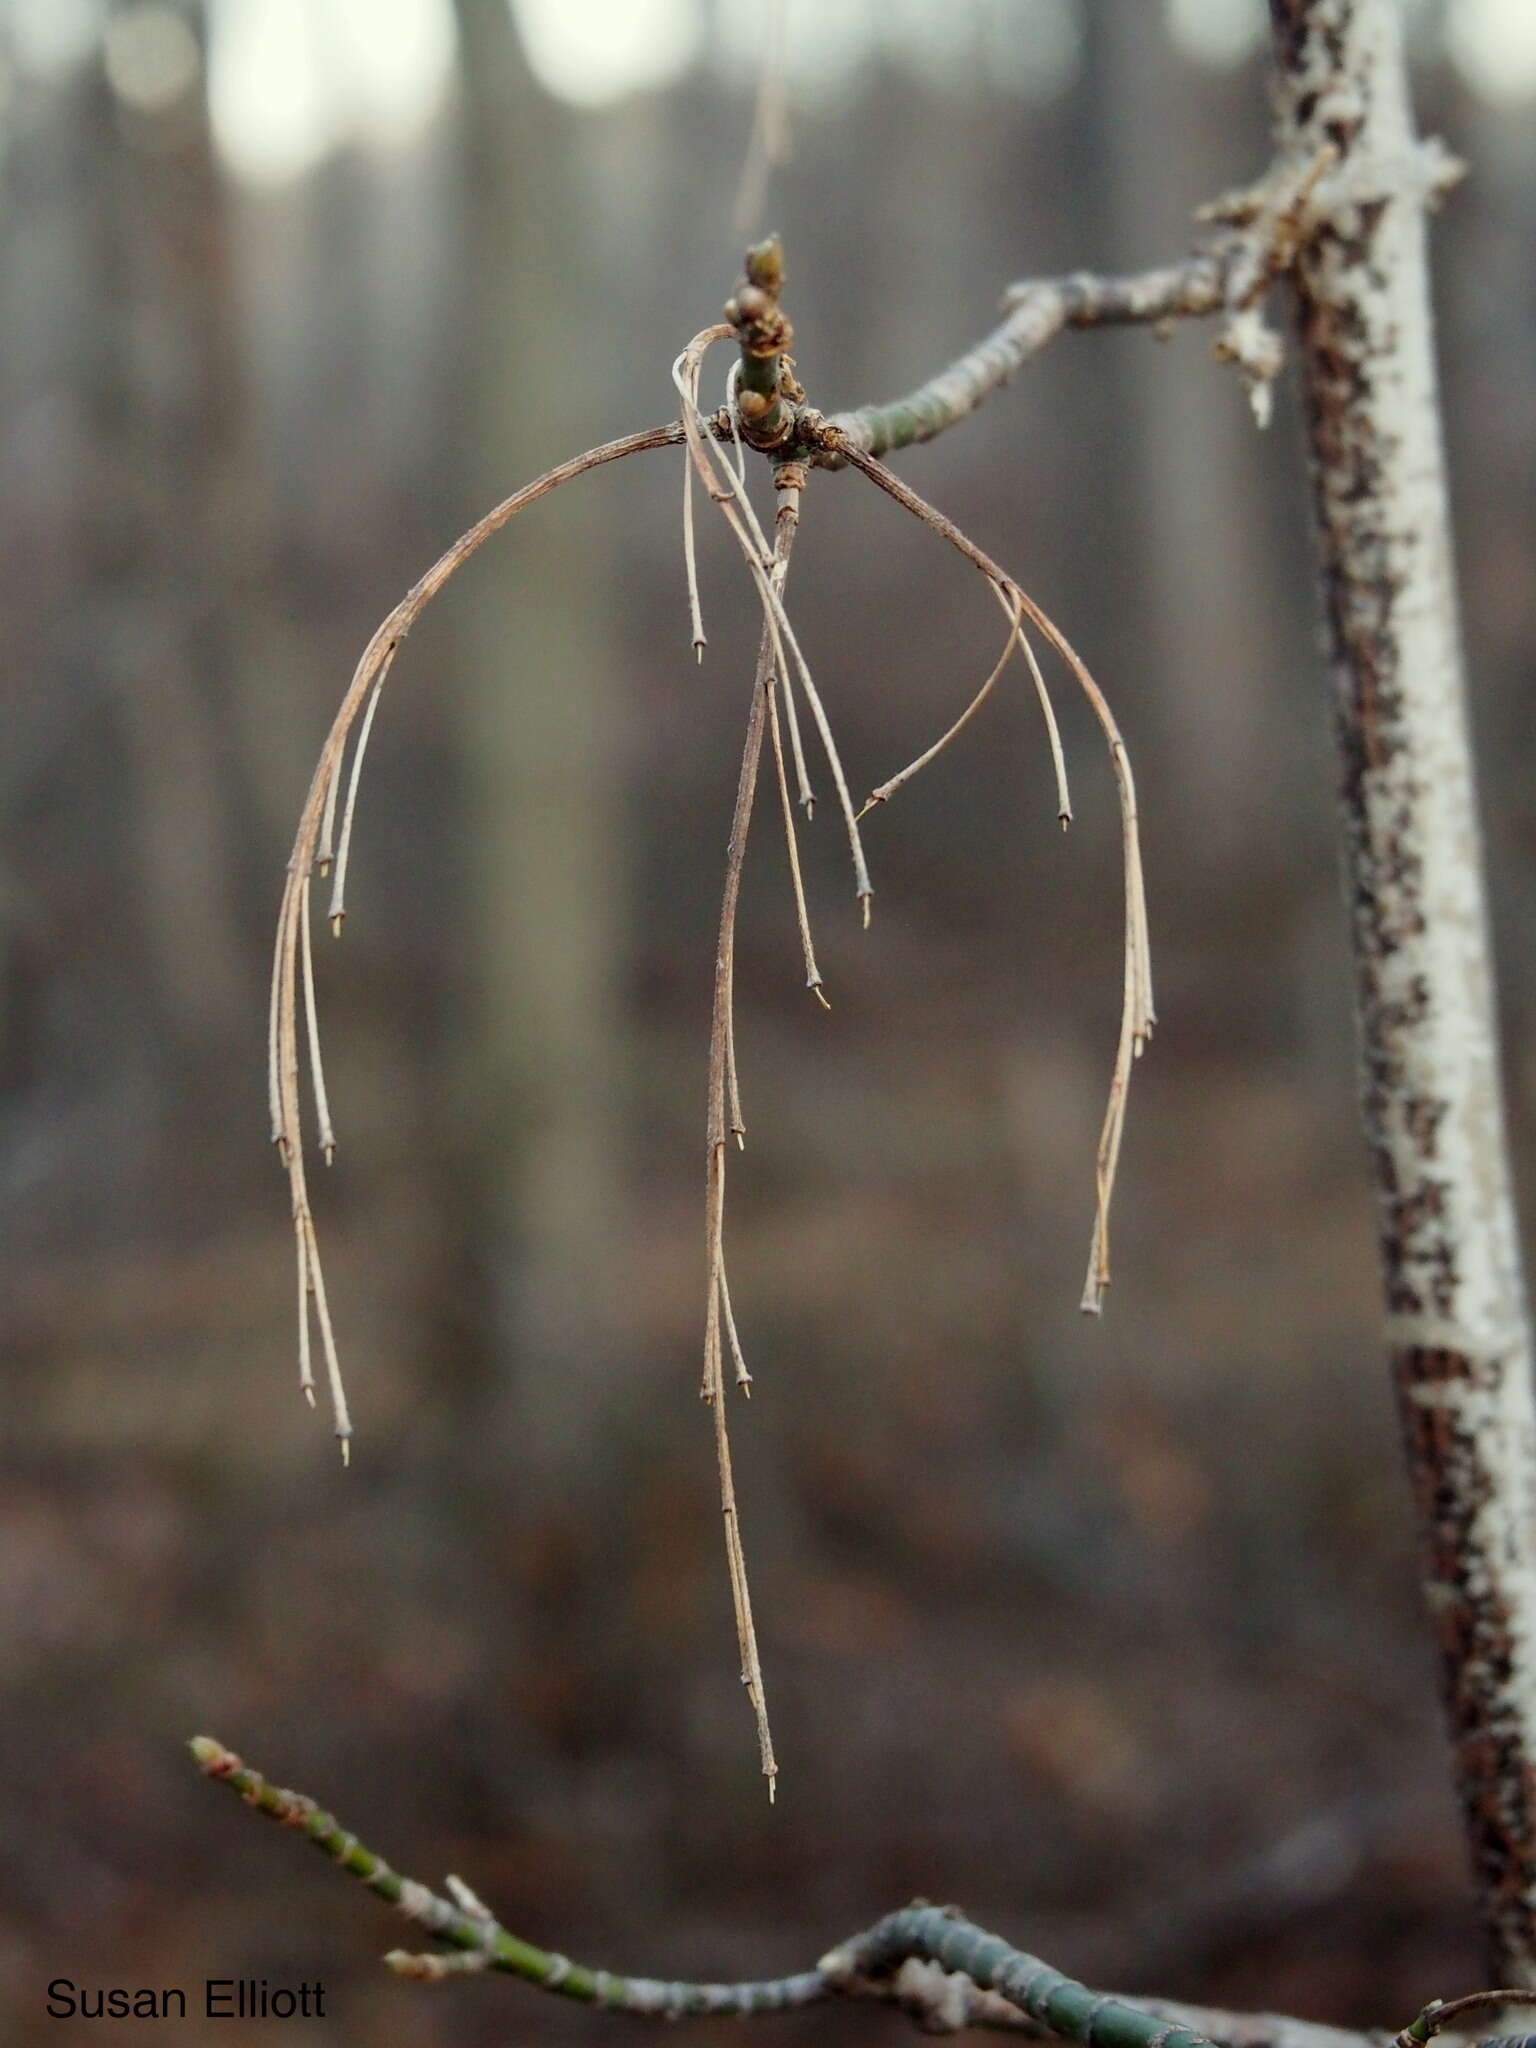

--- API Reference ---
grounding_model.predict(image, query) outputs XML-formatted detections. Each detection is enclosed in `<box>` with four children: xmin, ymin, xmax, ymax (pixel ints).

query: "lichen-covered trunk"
<box><xmin>1271</xmin><ymin>0</ymin><xmax>1536</xmax><ymax>1983</ymax></box>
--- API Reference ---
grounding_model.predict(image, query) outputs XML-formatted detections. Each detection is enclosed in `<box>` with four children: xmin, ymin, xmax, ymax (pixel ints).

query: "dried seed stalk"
<box><xmin>268</xmin><ymin>424</ymin><xmax>683</xmax><ymax>1453</ymax></box>
<box><xmin>695</xmin><ymin>469</ymin><xmax>806</xmax><ymax>1797</ymax></box>
<box><xmin>835</xmin><ymin>437</ymin><xmax>1153</xmax><ymax>1311</ymax></box>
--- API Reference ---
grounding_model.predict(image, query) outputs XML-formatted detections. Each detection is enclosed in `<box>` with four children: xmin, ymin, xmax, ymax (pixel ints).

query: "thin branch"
<box><xmin>298</xmin><ymin>873</ymin><xmax>334</xmax><ymax>1165</ymax></box>
<box><xmin>695</xmin><ymin>463</ymin><xmax>806</xmax><ymax>1799</ymax></box>
<box><xmin>327</xmin><ymin>643</ymin><xmax>395</xmax><ymax>928</ymax></box>
<box><xmin>778</xmin><ymin>638</ymin><xmax>817</xmax><ymax>817</ymax></box>
<box><xmin>719</xmin><ymin>1263</ymin><xmax>752</xmax><ymax>1392</ymax></box>
<box><xmin>726</xmin><ymin>966</ymin><xmax>746</xmax><ymax>1145</ymax></box>
<box><xmin>858</xmin><ymin>586</ymin><xmax>1028</xmax><ymax>819</ymax></box>
<box><xmin>832</xmin><ymin>437</ymin><xmax>1152</xmax><ymax>1314</ymax></box>
<box><xmin>1395</xmin><ymin>1993</ymin><xmax>1536</xmax><ymax>2048</ymax></box>
<box><xmin>824</xmin><ymin>253</ymin><xmax>1232</xmax><ymax>460</ymax></box>
<box><xmin>268</xmin><ymin>422</ymin><xmax>685</xmax><ymax>1452</ymax></box>
<box><xmin>195</xmin><ymin>1755</ymin><xmax>1370</xmax><ymax>2048</ymax></box>
<box><xmin>190</xmin><ymin>1739</ymin><xmax>824</xmax><ymax>2017</ymax></box>
<box><xmin>765</xmin><ymin>649</ymin><xmax>828</xmax><ymax>1003</ymax></box>
<box><xmin>994</xmin><ymin>582</ymin><xmax>1074</xmax><ymax>830</ymax></box>
<box><xmin>820</xmin><ymin>160</ymin><xmax>1338</xmax><ymax>465</ymax></box>
<box><xmin>682</xmin><ymin>431</ymin><xmax>707</xmax><ymax>659</ymax></box>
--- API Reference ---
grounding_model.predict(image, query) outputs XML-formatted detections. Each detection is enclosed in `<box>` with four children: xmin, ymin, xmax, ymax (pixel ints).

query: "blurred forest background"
<box><xmin>4</xmin><ymin>1</ymin><xmax>1535</xmax><ymax>2041</ymax></box>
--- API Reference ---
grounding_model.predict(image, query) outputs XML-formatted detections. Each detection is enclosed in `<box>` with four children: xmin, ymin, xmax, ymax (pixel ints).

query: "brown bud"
<box><xmin>744</xmin><ymin>236</ymin><xmax>784</xmax><ymax>293</ymax></box>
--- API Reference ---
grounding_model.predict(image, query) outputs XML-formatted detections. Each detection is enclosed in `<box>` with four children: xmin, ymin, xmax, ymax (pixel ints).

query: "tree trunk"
<box><xmin>1271</xmin><ymin>0</ymin><xmax>1536</xmax><ymax>1984</ymax></box>
<box><xmin>451</xmin><ymin>0</ymin><xmax>627</xmax><ymax>1457</ymax></box>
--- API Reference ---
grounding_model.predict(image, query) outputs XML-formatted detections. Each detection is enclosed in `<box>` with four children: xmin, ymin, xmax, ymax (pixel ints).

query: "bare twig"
<box><xmin>819</xmin><ymin>150</ymin><xmax>1340</xmax><ymax>467</ymax></box>
<box><xmin>191</xmin><ymin>1737</ymin><xmax>824</xmax><ymax>2017</ymax></box>
<box><xmin>197</xmin><ymin>1756</ymin><xmax>1369</xmax><ymax>2048</ymax></box>
<box><xmin>326</xmin><ymin>650</ymin><xmax>393</xmax><ymax>931</ymax></box>
<box><xmin>764</xmin><ymin>623</ymin><xmax>828</xmax><ymax>1003</ymax></box>
<box><xmin>718</xmin><ymin>1263</ymin><xmax>752</xmax><ymax>1393</ymax></box>
<box><xmin>682</xmin><ymin>432</ymin><xmax>707</xmax><ymax>659</ymax></box>
<box><xmin>858</xmin><ymin>586</ymin><xmax>1031</xmax><ymax>819</ymax></box>
<box><xmin>995</xmin><ymin>582</ymin><xmax>1074</xmax><ymax>830</ymax></box>
<box><xmin>297</xmin><ymin>873</ymin><xmax>334</xmax><ymax>1164</ymax></box>
<box><xmin>695</xmin><ymin>465</ymin><xmax>806</xmax><ymax>1799</ymax></box>
<box><xmin>1395</xmin><ymin>1993</ymin><xmax>1536</xmax><ymax>2048</ymax></box>
<box><xmin>831</xmin><ymin>436</ymin><xmax>1152</xmax><ymax>1314</ymax></box>
<box><xmin>268</xmin><ymin>423</ymin><xmax>684</xmax><ymax>1454</ymax></box>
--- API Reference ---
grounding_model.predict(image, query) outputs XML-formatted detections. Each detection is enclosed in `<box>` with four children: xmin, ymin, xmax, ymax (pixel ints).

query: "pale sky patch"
<box><xmin>208</xmin><ymin>0</ymin><xmax>456</xmax><ymax>184</ymax></box>
<box><xmin>509</xmin><ymin>0</ymin><xmax>701</xmax><ymax>108</ymax></box>
<box><xmin>10</xmin><ymin>0</ymin><xmax>102</xmax><ymax>76</ymax></box>
<box><xmin>1446</xmin><ymin>0</ymin><xmax>1536</xmax><ymax>102</ymax></box>
<box><xmin>104</xmin><ymin>5</ymin><xmax>200</xmax><ymax>115</ymax></box>
<box><xmin>1165</xmin><ymin>0</ymin><xmax>1264</xmax><ymax>70</ymax></box>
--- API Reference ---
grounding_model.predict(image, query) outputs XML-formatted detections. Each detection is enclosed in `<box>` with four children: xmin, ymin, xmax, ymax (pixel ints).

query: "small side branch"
<box><xmin>824</xmin><ymin>148</ymin><xmax>1333</xmax><ymax>461</ymax></box>
<box><xmin>1395</xmin><ymin>1992</ymin><xmax>1536</xmax><ymax>2048</ymax></box>
<box><xmin>827</xmin><ymin>252</ymin><xmax>1238</xmax><ymax>460</ymax></box>
<box><xmin>190</xmin><ymin>1739</ymin><xmax>825</xmax><ymax>2017</ymax></box>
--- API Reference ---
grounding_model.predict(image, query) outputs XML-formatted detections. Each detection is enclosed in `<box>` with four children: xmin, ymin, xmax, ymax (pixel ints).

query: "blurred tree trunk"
<box><xmin>79</xmin><ymin>8</ymin><xmax>253</xmax><ymax>1061</ymax></box>
<box><xmin>1271</xmin><ymin>0</ymin><xmax>1536</xmax><ymax>1985</ymax></box>
<box><xmin>1096</xmin><ymin>8</ymin><xmax>1285</xmax><ymax>853</ymax></box>
<box><xmin>451</xmin><ymin>0</ymin><xmax>627</xmax><ymax>1462</ymax></box>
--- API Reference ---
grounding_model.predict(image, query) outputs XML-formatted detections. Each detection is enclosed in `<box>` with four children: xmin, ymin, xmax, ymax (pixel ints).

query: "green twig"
<box><xmin>819</xmin><ymin>146</ymin><xmax>1339</xmax><ymax>462</ymax></box>
<box><xmin>190</xmin><ymin>1739</ymin><xmax>824</xmax><ymax>2017</ymax></box>
<box><xmin>192</xmin><ymin>1740</ymin><xmax>1393</xmax><ymax>2047</ymax></box>
<box><xmin>821</xmin><ymin>1907</ymin><xmax>1216</xmax><ymax>2048</ymax></box>
<box><xmin>1394</xmin><ymin>1993</ymin><xmax>1536</xmax><ymax>2048</ymax></box>
<box><xmin>196</xmin><ymin>1746</ymin><xmax>1188</xmax><ymax>2035</ymax></box>
<box><xmin>822</xmin><ymin>248</ymin><xmax>1242</xmax><ymax>461</ymax></box>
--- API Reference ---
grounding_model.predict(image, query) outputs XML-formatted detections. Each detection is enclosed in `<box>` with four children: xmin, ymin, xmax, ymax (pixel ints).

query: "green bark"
<box><xmin>193</xmin><ymin>1739</ymin><xmax>1222</xmax><ymax>2039</ymax></box>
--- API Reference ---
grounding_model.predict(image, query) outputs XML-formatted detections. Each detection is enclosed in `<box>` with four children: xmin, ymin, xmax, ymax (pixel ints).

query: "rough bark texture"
<box><xmin>1272</xmin><ymin>0</ymin><xmax>1536</xmax><ymax>1984</ymax></box>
